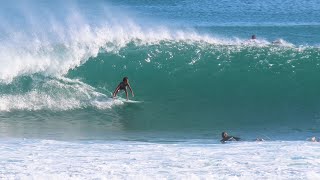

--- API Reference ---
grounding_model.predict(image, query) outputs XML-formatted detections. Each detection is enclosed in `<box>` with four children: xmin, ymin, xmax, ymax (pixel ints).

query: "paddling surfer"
<box><xmin>220</xmin><ymin>132</ymin><xmax>241</xmax><ymax>143</ymax></box>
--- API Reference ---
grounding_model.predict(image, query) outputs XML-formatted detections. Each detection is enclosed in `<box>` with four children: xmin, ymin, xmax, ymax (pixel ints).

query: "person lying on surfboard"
<box><xmin>220</xmin><ymin>131</ymin><xmax>241</xmax><ymax>143</ymax></box>
<box><xmin>113</xmin><ymin>77</ymin><xmax>134</xmax><ymax>100</ymax></box>
<box><xmin>220</xmin><ymin>131</ymin><xmax>264</xmax><ymax>143</ymax></box>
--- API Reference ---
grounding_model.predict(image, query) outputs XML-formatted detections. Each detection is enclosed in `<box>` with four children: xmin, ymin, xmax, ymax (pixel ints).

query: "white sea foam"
<box><xmin>0</xmin><ymin>77</ymin><xmax>122</xmax><ymax>111</ymax></box>
<box><xmin>0</xmin><ymin>139</ymin><xmax>319</xmax><ymax>179</ymax></box>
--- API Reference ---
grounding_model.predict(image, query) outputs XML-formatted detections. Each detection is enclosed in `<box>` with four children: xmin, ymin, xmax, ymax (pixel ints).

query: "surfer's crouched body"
<box><xmin>113</xmin><ymin>77</ymin><xmax>134</xmax><ymax>100</ymax></box>
<box><xmin>220</xmin><ymin>132</ymin><xmax>241</xmax><ymax>143</ymax></box>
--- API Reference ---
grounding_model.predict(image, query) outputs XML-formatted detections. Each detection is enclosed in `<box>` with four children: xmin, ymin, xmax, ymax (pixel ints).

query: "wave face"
<box><xmin>67</xmin><ymin>43</ymin><xmax>320</xmax><ymax>130</ymax></box>
<box><xmin>0</xmin><ymin>0</ymin><xmax>320</xmax><ymax>137</ymax></box>
<box><xmin>2</xmin><ymin>41</ymin><xmax>320</xmax><ymax>132</ymax></box>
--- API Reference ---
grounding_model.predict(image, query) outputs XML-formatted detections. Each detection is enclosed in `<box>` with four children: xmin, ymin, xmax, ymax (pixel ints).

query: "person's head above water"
<box><xmin>222</xmin><ymin>132</ymin><xmax>228</xmax><ymax>138</ymax></box>
<box><xmin>220</xmin><ymin>131</ymin><xmax>241</xmax><ymax>142</ymax></box>
<box><xmin>251</xmin><ymin>35</ymin><xmax>256</xmax><ymax>39</ymax></box>
<box><xmin>123</xmin><ymin>77</ymin><xmax>128</xmax><ymax>83</ymax></box>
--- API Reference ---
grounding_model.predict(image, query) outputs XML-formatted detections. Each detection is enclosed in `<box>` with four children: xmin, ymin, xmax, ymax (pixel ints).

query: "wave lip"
<box><xmin>1</xmin><ymin>2</ymin><xmax>300</xmax><ymax>83</ymax></box>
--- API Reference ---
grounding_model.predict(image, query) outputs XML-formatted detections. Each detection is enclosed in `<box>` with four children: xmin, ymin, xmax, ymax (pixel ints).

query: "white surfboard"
<box><xmin>123</xmin><ymin>100</ymin><xmax>142</xmax><ymax>104</ymax></box>
<box><xmin>114</xmin><ymin>97</ymin><xmax>142</xmax><ymax>104</ymax></box>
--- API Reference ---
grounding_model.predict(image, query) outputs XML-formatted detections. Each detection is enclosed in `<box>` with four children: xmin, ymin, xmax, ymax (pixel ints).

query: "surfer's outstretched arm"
<box><xmin>113</xmin><ymin>85</ymin><xmax>120</xmax><ymax>97</ymax></box>
<box><xmin>128</xmin><ymin>83</ymin><xmax>134</xmax><ymax>97</ymax></box>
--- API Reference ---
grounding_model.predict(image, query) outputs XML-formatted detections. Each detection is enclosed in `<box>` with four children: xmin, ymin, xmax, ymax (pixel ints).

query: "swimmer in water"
<box><xmin>113</xmin><ymin>77</ymin><xmax>134</xmax><ymax>100</ymax></box>
<box><xmin>308</xmin><ymin>137</ymin><xmax>319</xmax><ymax>142</ymax></box>
<box><xmin>220</xmin><ymin>132</ymin><xmax>241</xmax><ymax>143</ymax></box>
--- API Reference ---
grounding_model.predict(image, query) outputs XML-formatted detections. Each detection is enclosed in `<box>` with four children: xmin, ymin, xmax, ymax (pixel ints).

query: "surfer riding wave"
<box><xmin>113</xmin><ymin>77</ymin><xmax>134</xmax><ymax>100</ymax></box>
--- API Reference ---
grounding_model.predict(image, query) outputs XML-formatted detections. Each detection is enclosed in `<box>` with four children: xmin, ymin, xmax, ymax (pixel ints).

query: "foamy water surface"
<box><xmin>0</xmin><ymin>139</ymin><xmax>319</xmax><ymax>179</ymax></box>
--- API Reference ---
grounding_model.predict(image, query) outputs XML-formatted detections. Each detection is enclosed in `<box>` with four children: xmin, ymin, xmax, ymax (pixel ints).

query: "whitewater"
<box><xmin>1</xmin><ymin>139</ymin><xmax>320</xmax><ymax>179</ymax></box>
<box><xmin>0</xmin><ymin>0</ymin><xmax>320</xmax><ymax>179</ymax></box>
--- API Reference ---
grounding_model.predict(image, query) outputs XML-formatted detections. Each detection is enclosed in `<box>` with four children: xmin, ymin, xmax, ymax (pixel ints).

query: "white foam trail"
<box><xmin>0</xmin><ymin>77</ymin><xmax>122</xmax><ymax>111</ymax></box>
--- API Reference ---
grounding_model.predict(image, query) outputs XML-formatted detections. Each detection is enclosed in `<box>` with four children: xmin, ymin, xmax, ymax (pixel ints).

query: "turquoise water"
<box><xmin>0</xmin><ymin>0</ymin><xmax>319</xmax><ymax>140</ymax></box>
<box><xmin>1</xmin><ymin>0</ymin><xmax>320</xmax><ymax>178</ymax></box>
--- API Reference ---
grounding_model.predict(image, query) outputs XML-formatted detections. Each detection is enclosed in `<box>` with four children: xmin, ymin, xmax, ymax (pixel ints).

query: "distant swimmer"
<box><xmin>113</xmin><ymin>77</ymin><xmax>134</xmax><ymax>100</ymax></box>
<box><xmin>308</xmin><ymin>137</ymin><xmax>319</xmax><ymax>142</ymax></box>
<box><xmin>242</xmin><ymin>34</ymin><xmax>258</xmax><ymax>45</ymax></box>
<box><xmin>220</xmin><ymin>132</ymin><xmax>241</xmax><ymax>143</ymax></box>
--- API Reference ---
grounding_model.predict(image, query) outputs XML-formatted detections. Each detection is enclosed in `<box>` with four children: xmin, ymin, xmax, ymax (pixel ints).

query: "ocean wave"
<box><xmin>0</xmin><ymin>0</ymin><xmax>306</xmax><ymax>83</ymax></box>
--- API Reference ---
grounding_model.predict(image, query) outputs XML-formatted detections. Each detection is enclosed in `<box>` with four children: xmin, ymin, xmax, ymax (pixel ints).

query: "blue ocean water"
<box><xmin>0</xmin><ymin>0</ymin><xmax>320</xmax><ymax>178</ymax></box>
